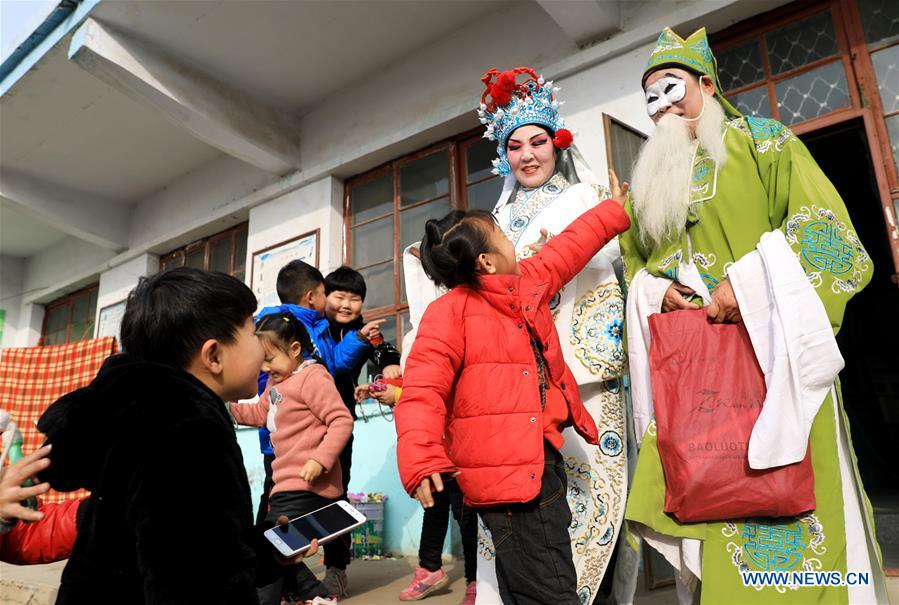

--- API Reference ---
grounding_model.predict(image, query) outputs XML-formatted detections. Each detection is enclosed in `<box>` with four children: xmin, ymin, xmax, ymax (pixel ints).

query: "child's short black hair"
<box><xmin>420</xmin><ymin>209</ymin><xmax>496</xmax><ymax>290</ymax></box>
<box><xmin>324</xmin><ymin>266</ymin><xmax>367</xmax><ymax>300</ymax></box>
<box><xmin>255</xmin><ymin>312</ymin><xmax>317</xmax><ymax>360</ymax></box>
<box><xmin>276</xmin><ymin>260</ymin><xmax>324</xmax><ymax>304</ymax></box>
<box><xmin>120</xmin><ymin>267</ymin><xmax>256</xmax><ymax>369</ymax></box>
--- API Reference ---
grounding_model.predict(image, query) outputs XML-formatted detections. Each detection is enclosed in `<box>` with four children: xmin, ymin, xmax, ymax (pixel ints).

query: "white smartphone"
<box><xmin>263</xmin><ymin>500</ymin><xmax>367</xmax><ymax>558</ymax></box>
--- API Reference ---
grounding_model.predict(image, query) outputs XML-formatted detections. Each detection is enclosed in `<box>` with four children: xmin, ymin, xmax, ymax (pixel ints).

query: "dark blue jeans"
<box><xmin>478</xmin><ymin>442</ymin><xmax>578</xmax><ymax>605</ymax></box>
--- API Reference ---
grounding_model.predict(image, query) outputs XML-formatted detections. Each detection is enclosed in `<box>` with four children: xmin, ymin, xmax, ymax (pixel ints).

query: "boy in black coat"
<box><xmin>38</xmin><ymin>268</ymin><xmax>314</xmax><ymax>605</ymax></box>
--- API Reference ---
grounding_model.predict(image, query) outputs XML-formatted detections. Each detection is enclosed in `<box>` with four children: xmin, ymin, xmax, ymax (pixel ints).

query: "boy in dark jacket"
<box><xmin>38</xmin><ymin>268</ymin><xmax>313</xmax><ymax>605</ymax></box>
<box><xmin>324</xmin><ymin>266</ymin><xmax>401</xmax><ymax>493</ymax></box>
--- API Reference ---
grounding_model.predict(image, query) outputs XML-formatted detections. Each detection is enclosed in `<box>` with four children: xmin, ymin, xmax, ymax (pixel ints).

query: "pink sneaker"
<box><xmin>399</xmin><ymin>566</ymin><xmax>448</xmax><ymax>601</ymax></box>
<box><xmin>461</xmin><ymin>580</ymin><xmax>477</xmax><ymax>605</ymax></box>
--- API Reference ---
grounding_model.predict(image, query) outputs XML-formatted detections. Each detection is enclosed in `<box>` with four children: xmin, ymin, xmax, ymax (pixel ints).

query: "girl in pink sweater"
<box><xmin>230</xmin><ymin>312</ymin><xmax>353</xmax><ymax>605</ymax></box>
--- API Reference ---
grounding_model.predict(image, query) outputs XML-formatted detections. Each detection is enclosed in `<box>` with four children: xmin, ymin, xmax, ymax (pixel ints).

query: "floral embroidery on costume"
<box><xmin>723</xmin><ymin>514</ymin><xmax>827</xmax><ymax>594</ymax></box>
<box><xmin>784</xmin><ymin>205</ymin><xmax>869</xmax><ymax>293</ymax></box>
<box><xmin>745</xmin><ymin>116</ymin><xmax>796</xmax><ymax>154</ymax></box>
<box><xmin>570</xmin><ymin>282</ymin><xmax>625</xmax><ymax>379</ymax></box>
<box><xmin>505</xmin><ymin>173</ymin><xmax>571</xmax><ymax>248</ymax></box>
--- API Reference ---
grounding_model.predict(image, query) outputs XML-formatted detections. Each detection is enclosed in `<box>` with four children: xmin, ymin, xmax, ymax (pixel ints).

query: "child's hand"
<box><xmin>609</xmin><ymin>169</ymin><xmax>629</xmax><ymax>206</ymax></box>
<box><xmin>382</xmin><ymin>365</ymin><xmax>402</xmax><ymax>379</ymax></box>
<box><xmin>358</xmin><ymin>319</ymin><xmax>386</xmax><ymax>344</ymax></box>
<box><xmin>0</xmin><ymin>445</ymin><xmax>51</xmax><ymax>524</ymax></box>
<box><xmin>414</xmin><ymin>471</ymin><xmax>459</xmax><ymax>509</ymax></box>
<box><xmin>525</xmin><ymin>229</ymin><xmax>550</xmax><ymax>255</ymax></box>
<box><xmin>273</xmin><ymin>515</ymin><xmax>319</xmax><ymax>564</ymax></box>
<box><xmin>373</xmin><ymin>385</ymin><xmax>398</xmax><ymax>406</ymax></box>
<box><xmin>300</xmin><ymin>459</ymin><xmax>324</xmax><ymax>482</ymax></box>
<box><xmin>354</xmin><ymin>384</ymin><xmax>372</xmax><ymax>402</ymax></box>
<box><xmin>414</xmin><ymin>473</ymin><xmax>445</xmax><ymax>508</ymax></box>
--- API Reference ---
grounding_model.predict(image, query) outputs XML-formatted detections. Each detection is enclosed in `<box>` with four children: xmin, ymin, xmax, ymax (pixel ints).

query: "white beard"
<box><xmin>631</xmin><ymin>95</ymin><xmax>727</xmax><ymax>247</ymax></box>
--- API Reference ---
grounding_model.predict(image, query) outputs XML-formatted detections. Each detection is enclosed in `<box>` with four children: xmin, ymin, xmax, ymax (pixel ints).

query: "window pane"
<box><xmin>608</xmin><ymin>121</ymin><xmax>647</xmax><ymax>184</ymax></box>
<box><xmin>729</xmin><ymin>86</ymin><xmax>772</xmax><ymax>118</ymax></box>
<box><xmin>234</xmin><ymin>230</ymin><xmax>247</xmax><ymax>274</ymax></box>
<box><xmin>45</xmin><ymin>306</ymin><xmax>69</xmax><ymax>345</ymax></box>
<box><xmin>466</xmin><ymin>138</ymin><xmax>498</xmax><ymax>182</ymax></box>
<box><xmin>775</xmin><ymin>61</ymin><xmax>850</xmax><ymax>125</ymax></box>
<box><xmin>358</xmin><ymin>261</ymin><xmax>394</xmax><ymax>311</ymax></box>
<box><xmin>351</xmin><ymin>173</ymin><xmax>393</xmax><ymax>224</ymax></box>
<box><xmin>352</xmin><ymin>216</ymin><xmax>394</xmax><ymax>266</ymax></box>
<box><xmin>765</xmin><ymin>12</ymin><xmax>839</xmax><ymax>75</ymax></box>
<box><xmin>467</xmin><ymin>178</ymin><xmax>503</xmax><ymax>212</ymax></box>
<box><xmin>871</xmin><ymin>45</ymin><xmax>899</xmax><ymax>114</ymax></box>
<box><xmin>210</xmin><ymin>236</ymin><xmax>232</xmax><ymax>274</ymax></box>
<box><xmin>717</xmin><ymin>40</ymin><xmax>765</xmax><ymax>91</ymax></box>
<box><xmin>185</xmin><ymin>247</ymin><xmax>205</xmax><ymax>269</ymax></box>
<box><xmin>858</xmin><ymin>0</ymin><xmax>899</xmax><ymax>47</ymax></box>
<box><xmin>69</xmin><ymin>294</ymin><xmax>94</xmax><ymax>342</ymax></box>
<box><xmin>87</xmin><ymin>289</ymin><xmax>98</xmax><ymax>338</ymax></box>
<box><xmin>161</xmin><ymin>254</ymin><xmax>183</xmax><ymax>272</ymax></box>
<box><xmin>400</xmin><ymin>197</ymin><xmax>451</xmax><ymax>251</ymax></box>
<box><xmin>885</xmin><ymin>114</ymin><xmax>899</xmax><ymax>176</ymax></box>
<box><xmin>400</xmin><ymin>151</ymin><xmax>449</xmax><ymax>206</ymax></box>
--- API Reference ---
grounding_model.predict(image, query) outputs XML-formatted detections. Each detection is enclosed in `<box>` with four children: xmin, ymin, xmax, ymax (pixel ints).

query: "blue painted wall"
<box><xmin>236</xmin><ymin>403</ymin><xmax>455</xmax><ymax>557</ymax></box>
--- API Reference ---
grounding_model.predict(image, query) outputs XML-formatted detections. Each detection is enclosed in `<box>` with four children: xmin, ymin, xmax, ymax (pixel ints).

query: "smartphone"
<box><xmin>263</xmin><ymin>500</ymin><xmax>367</xmax><ymax>557</ymax></box>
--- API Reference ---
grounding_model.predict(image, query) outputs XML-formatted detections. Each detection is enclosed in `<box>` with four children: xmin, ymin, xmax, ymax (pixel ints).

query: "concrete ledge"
<box><xmin>0</xmin><ymin>561</ymin><xmax>64</xmax><ymax>605</ymax></box>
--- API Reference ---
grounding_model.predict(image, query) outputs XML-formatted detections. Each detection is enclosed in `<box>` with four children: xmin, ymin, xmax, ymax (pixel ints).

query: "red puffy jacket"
<box><xmin>0</xmin><ymin>498</ymin><xmax>81</xmax><ymax>564</ymax></box>
<box><xmin>396</xmin><ymin>199</ymin><xmax>629</xmax><ymax>506</ymax></box>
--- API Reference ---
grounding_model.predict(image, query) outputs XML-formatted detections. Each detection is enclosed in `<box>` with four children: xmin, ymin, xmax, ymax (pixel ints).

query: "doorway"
<box><xmin>801</xmin><ymin>118</ymin><xmax>899</xmax><ymax>571</ymax></box>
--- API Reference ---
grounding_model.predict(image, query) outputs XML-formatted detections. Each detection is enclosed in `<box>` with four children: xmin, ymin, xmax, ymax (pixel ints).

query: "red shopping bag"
<box><xmin>648</xmin><ymin>309</ymin><xmax>815</xmax><ymax>523</ymax></box>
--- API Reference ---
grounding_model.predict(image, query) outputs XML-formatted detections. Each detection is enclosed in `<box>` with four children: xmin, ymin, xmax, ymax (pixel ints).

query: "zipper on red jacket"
<box><xmin>528</xmin><ymin>336</ymin><xmax>549</xmax><ymax>410</ymax></box>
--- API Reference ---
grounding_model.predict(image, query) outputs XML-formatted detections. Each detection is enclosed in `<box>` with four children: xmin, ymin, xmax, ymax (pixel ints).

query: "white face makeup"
<box><xmin>645</xmin><ymin>75</ymin><xmax>687</xmax><ymax>117</ymax></box>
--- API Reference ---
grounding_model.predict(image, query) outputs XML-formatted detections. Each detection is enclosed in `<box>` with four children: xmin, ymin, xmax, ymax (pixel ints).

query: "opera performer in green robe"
<box><xmin>621</xmin><ymin>27</ymin><xmax>888</xmax><ymax>604</ymax></box>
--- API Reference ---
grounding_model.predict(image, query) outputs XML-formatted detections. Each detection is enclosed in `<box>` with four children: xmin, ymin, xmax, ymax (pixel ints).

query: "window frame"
<box><xmin>40</xmin><ymin>284</ymin><xmax>99</xmax><ymax>346</ymax></box>
<box><xmin>711</xmin><ymin>0</ymin><xmax>899</xmax><ymax>275</ymax></box>
<box><xmin>603</xmin><ymin>113</ymin><xmax>648</xmax><ymax>184</ymax></box>
<box><xmin>159</xmin><ymin>222</ymin><xmax>249</xmax><ymax>279</ymax></box>
<box><xmin>343</xmin><ymin>128</ymin><xmax>499</xmax><ymax>347</ymax></box>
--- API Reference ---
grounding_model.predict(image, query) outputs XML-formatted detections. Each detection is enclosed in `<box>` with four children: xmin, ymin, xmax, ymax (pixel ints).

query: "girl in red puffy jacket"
<box><xmin>395</xmin><ymin>172</ymin><xmax>629</xmax><ymax>604</ymax></box>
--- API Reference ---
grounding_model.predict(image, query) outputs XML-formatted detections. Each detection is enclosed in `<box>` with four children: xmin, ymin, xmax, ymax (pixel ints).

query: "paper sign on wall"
<box><xmin>250</xmin><ymin>230</ymin><xmax>319</xmax><ymax>310</ymax></box>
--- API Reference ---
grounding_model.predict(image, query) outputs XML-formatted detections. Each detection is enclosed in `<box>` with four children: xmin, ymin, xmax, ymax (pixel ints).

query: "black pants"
<box><xmin>257</xmin><ymin>490</ymin><xmax>351</xmax><ymax>604</ymax></box>
<box><xmin>418</xmin><ymin>479</ymin><xmax>478</xmax><ymax>583</ymax></box>
<box><xmin>478</xmin><ymin>442</ymin><xmax>578</xmax><ymax>605</ymax></box>
<box><xmin>255</xmin><ymin>453</ymin><xmax>276</xmax><ymax>526</ymax></box>
<box><xmin>339</xmin><ymin>434</ymin><xmax>354</xmax><ymax>495</ymax></box>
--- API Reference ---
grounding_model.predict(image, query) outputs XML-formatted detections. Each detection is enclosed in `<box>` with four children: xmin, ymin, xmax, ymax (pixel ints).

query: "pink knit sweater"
<box><xmin>229</xmin><ymin>362</ymin><xmax>353</xmax><ymax>499</ymax></box>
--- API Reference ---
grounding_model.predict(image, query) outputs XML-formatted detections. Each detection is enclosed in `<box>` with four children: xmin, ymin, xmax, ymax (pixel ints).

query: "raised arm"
<box><xmin>525</xmin><ymin>198</ymin><xmax>630</xmax><ymax>297</ymax></box>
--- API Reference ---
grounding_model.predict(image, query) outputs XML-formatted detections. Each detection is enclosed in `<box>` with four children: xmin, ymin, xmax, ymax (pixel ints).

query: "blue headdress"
<box><xmin>477</xmin><ymin>67</ymin><xmax>573</xmax><ymax>177</ymax></box>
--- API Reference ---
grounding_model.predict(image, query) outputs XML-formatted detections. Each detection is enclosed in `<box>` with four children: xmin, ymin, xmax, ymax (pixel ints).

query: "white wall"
<box><xmin>558</xmin><ymin>42</ymin><xmax>656</xmax><ymax>184</ymax></box>
<box><xmin>298</xmin><ymin>1</ymin><xmax>575</xmax><ymax>178</ymax></box>
<box><xmin>94</xmin><ymin>253</ymin><xmax>159</xmax><ymax>343</ymax></box>
<box><xmin>246</xmin><ymin>175</ymin><xmax>345</xmax><ymax>279</ymax></box>
<box><xmin>23</xmin><ymin>236</ymin><xmax>116</xmax><ymax>303</ymax></box>
<box><xmin>130</xmin><ymin>154</ymin><xmax>277</xmax><ymax>254</ymax></box>
<box><xmin>0</xmin><ymin>255</ymin><xmax>25</xmax><ymax>350</ymax></box>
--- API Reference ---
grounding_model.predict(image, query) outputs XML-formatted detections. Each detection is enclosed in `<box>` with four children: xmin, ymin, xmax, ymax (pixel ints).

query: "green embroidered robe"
<box><xmin>621</xmin><ymin>116</ymin><xmax>885</xmax><ymax>604</ymax></box>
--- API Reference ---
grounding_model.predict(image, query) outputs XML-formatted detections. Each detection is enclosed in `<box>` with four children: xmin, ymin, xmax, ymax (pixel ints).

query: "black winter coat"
<box><xmin>38</xmin><ymin>354</ymin><xmax>276</xmax><ymax>605</ymax></box>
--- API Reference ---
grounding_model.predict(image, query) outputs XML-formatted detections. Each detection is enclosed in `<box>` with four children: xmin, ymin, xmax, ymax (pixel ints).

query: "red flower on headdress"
<box><xmin>480</xmin><ymin>66</ymin><xmax>541</xmax><ymax>110</ymax></box>
<box><xmin>553</xmin><ymin>128</ymin><xmax>573</xmax><ymax>149</ymax></box>
<box><xmin>490</xmin><ymin>71</ymin><xmax>516</xmax><ymax>107</ymax></box>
